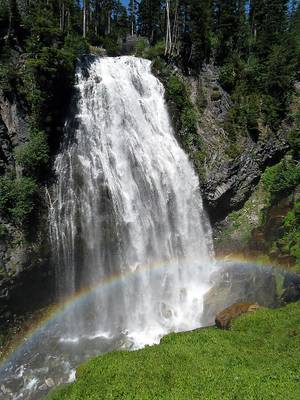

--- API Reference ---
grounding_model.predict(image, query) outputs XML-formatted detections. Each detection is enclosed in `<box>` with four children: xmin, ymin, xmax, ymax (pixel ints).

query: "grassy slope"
<box><xmin>48</xmin><ymin>303</ymin><xmax>300</xmax><ymax>400</ymax></box>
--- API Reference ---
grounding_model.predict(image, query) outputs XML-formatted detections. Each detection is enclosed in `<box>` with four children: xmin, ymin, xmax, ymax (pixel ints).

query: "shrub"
<box><xmin>272</xmin><ymin>196</ymin><xmax>300</xmax><ymax>268</ymax></box>
<box><xmin>288</xmin><ymin>110</ymin><xmax>300</xmax><ymax>159</ymax></box>
<box><xmin>144</xmin><ymin>41</ymin><xmax>165</xmax><ymax>60</ymax></box>
<box><xmin>101</xmin><ymin>36</ymin><xmax>121</xmax><ymax>56</ymax></box>
<box><xmin>0</xmin><ymin>176</ymin><xmax>38</xmax><ymax>225</ymax></box>
<box><xmin>134</xmin><ymin>38</ymin><xmax>148</xmax><ymax>57</ymax></box>
<box><xmin>63</xmin><ymin>35</ymin><xmax>89</xmax><ymax>59</ymax></box>
<box><xmin>0</xmin><ymin>223</ymin><xmax>8</xmax><ymax>239</ymax></box>
<box><xmin>211</xmin><ymin>88</ymin><xmax>221</xmax><ymax>102</ymax></box>
<box><xmin>262</xmin><ymin>159</ymin><xmax>300</xmax><ymax>204</ymax></box>
<box><xmin>181</xmin><ymin>107</ymin><xmax>197</xmax><ymax>136</ymax></box>
<box><xmin>166</xmin><ymin>75</ymin><xmax>187</xmax><ymax>111</ymax></box>
<box><xmin>14</xmin><ymin>130</ymin><xmax>49</xmax><ymax>175</ymax></box>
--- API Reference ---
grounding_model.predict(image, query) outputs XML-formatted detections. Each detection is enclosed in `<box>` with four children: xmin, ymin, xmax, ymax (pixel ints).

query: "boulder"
<box><xmin>215</xmin><ymin>302</ymin><xmax>260</xmax><ymax>329</ymax></box>
<box><xmin>281</xmin><ymin>283</ymin><xmax>300</xmax><ymax>304</ymax></box>
<box><xmin>202</xmin><ymin>263</ymin><xmax>278</xmax><ymax>326</ymax></box>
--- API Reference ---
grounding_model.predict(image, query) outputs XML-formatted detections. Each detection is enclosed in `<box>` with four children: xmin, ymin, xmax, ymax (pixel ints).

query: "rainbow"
<box><xmin>0</xmin><ymin>254</ymin><xmax>284</xmax><ymax>372</ymax></box>
<box><xmin>0</xmin><ymin>256</ymin><xmax>210</xmax><ymax>369</ymax></box>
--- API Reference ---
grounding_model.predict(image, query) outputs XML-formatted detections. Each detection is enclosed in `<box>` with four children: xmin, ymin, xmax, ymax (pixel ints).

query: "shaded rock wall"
<box><xmin>187</xmin><ymin>65</ymin><xmax>289</xmax><ymax>223</ymax></box>
<box><xmin>0</xmin><ymin>89</ymin><xmax>53</xmax><ymax>332</ymax></box>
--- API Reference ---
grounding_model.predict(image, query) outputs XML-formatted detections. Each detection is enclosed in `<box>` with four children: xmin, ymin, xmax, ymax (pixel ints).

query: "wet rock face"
<box><xmin>0</xmin><ymin>89</ymin><xmax>53</xmax><ymax>332</ymax></box>
<box><xmin>0</xmin><ymin>230</ymin><xmax>54</xmax><ymax>330</ymax></box>
<box><xmin>187</xmin><ymin>65</ymin><xmax>289</xmax><ymax>223</ymax></box>
<box><xmin>202</xmin><ymin>263</ymin><xmax>300</xmax><ymax>326</ymax></box>
<box><xmin>215</xmin><ymin>302</ymin><xmax>260</xmax><ymax>330</ymax></box>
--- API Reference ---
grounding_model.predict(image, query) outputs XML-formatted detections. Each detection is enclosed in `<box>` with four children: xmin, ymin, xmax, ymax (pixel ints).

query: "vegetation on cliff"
<box><xmin>47</xmin><ymin>301</ymin><xmax>300</xmax><ymax>400</ymax></box>
<box><xmin>0</xmin><ymin>1</ymin><xmax>89</xmax><ymax>226</ymax></box>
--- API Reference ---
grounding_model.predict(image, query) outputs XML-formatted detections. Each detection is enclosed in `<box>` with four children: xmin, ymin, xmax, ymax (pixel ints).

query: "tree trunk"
<box><xmin>107</xmin><ymin>11</ymin><xmax>111</xmax><ymax>35</ymax></box>
<box><xmin>83</xmin><ymin>0</ymin><xmax>87</xmax><ymax>38</ymax></box>
<box><xmin>165</xmin><ymin>0</ymin><xmax>172</xmax><ymax>56</ymax></box>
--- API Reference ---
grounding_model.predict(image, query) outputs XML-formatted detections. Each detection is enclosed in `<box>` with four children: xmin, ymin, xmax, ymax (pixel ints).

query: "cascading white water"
<box><xmin>50</xmin><ymin>56</ymin><xmax>213</xmax><ymax>347</ymax></box>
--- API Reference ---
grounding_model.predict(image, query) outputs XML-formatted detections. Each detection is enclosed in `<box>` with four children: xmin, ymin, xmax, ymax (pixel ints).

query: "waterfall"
<box><xmin>0</xmin><ymin>56</ymin><xmax>214</xmax><ymax>400</ymax></box>
<box><xmin>50</xmin><ymin>56</ymin><xmax>213</xmax><ymax>347</ymax></box>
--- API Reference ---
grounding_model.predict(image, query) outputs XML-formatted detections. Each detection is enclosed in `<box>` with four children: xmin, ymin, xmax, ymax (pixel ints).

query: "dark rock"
<box><xmin>281</xmin><ymin>284</ymin><xmax>300</xmax><ymax>304</ymax></box>
<box><xmin>215</xmin><ymin>302</ymin><xmax>260</xmax><ymax>329</ymax></box>
<box><xmin>202</xmin><ymin>263</ymin><xmax>279</xmax><ymax>326</ymax></box>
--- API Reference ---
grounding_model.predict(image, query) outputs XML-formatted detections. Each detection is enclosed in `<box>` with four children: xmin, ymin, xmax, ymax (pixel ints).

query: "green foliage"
<box><xmin>14</xmin><ymin>130</ymin><xmax>49</xmax><ymax>176</ymax></box>
<box><xmin>160</xmin><ymin>69</ymin><xmax>206</xmax><ymax>172</ymax></box>
<box><xmin>0</xmin><ymin>223</ymin><xmax>8</xmax><ymax>239</ymax></box>
<box><xmin>101</xmin><ymin>35</ymin><xmax>121</xmax><ymax>56</ymax></box>
<box><xmin>181</xmin><ymin>107</ymin><xmax>197</xmax><ymax>139</ymax></box>
<box><xmin>0</xmin><ymin>176</ymin><xmax>37</xmax><ymax>225</ymax></box>
<box><xmin>47</xmin><ymin>302</ymin><xmax>300</xmax><ymax>400</ymax></box>
<box><xmin>23</xmin><ymin>39</ymin><xmax>87</xmax><ymax>129</ymax></box>
<box><xmin>262</xmin><ymin>159</ymin><xmax>300</xmax><ymax>204</ymax></box>
<box><xmin>276</xmin><ymin>195</ymin><xmax>300</xmax><ymax>267</ymax></box>
<box><xmin>166</xmin><ymin>75</ymin><xmax>186</xmax><ymax>111</ymax></box>
<box><xmin>63</xmin><ymin>35</ymin><xmax>89</xmax><ymax>59</ymax></box>
<box><xmin>0</xmin><ymin>62</ymin><xmax>19</xmax><ymax>94</ymax></box>
<box><xmin>134</xmin><ymin>38</ymin><xmax>148</xmax><ymax>57</ymax></box>
<box><xmin>288</xmin><ymin>105</ymin><xmax>300</xmax><ymax>159</ymax></box>
<box><xmin>211</xmin><ymin>87</ymin><xmax>221</xmax><ymax>102</ymax></box>
<box><xmin>144</xmin><ymin>40</ymin><xmax>165</xmax><ymax>60</ymax></box>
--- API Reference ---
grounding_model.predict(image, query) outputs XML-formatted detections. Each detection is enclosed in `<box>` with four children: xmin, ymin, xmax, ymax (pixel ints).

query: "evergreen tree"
<box><xmin>138</xmin><ymin>0</ymin><xmax>162</xmax><ymax>43</ymax></box>
<box><xmin>250</xmin><ymin>0</ymin><xmax>289</xmax><ymax>56</ymax></box>
<box><xmin>213</xmin><ymin>0</ymin><xmax>248</xmax><ymax>63</ymax></box>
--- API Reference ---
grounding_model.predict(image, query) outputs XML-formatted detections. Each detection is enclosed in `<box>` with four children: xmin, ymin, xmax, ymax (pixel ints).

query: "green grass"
<box><xmin>48</xmin><ymin>302</ymin><xmax>300</xmax><ymax>400</ymax></box>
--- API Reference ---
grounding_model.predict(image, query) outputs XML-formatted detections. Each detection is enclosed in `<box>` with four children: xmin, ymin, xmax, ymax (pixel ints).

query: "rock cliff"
<box><xmin>0</xmin><ymin>89</ymin><xmax>53</xmax><ymax>333</ymax></box>
<box><xmin>188</xmin><ymin>64</ymin><xmax>289</xmax><ymax>223</ymax></box>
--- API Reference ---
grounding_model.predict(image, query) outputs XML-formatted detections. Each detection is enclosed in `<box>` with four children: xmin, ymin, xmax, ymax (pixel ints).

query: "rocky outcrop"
<box><xmin>202</xmin><ymin>262</ymin><xmax>300</xmax><ymax>326</ymax></box>
<box><xmin>188</xmin><ymin>65</ymin><xmax>289</xmax><ymax>223</ymax></box>
<box><xmin>215</xmin><ymin>302</ymin><xmax>260</xmax><ymax>329</ymax></box>
<box><xmin>0</xmin><ymin>89</ymin><xmax>53</xmax><ymax>333</ymax></box>
<box><xmin>0</xmin><ymin>89</ymin><xmax>28</xmax><ymax>173</ymax></box>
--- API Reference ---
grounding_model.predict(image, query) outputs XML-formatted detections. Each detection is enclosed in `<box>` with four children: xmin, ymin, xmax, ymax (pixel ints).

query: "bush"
<box><xmin>282</xmin><ymin>196</ymin><xmax>300</xmax><ymax>265</ymax></box>
<box><xmin>134</xmin><ymin>38</ymin><xmax>148</xmax><ymax>57</ymax></box>
<box><xmin>288</xmin><ymin>109</ymin><xmax>300</xmax><ymax>159</ymax></box>
<box><xmin>63</xmin><ymin>35</ymin><xmax>89</xmax><ymax>59</ymax></box>
<box><xmin>262</xmin><ymin>159</ymin><xmax>300</xmax><ymax>204</ymax></box>
<box><xmin>166</xmin><ymin>75</ymin><xmax>187</xmax><ymax>111</ymax></box>
<box><xmin>14</xmin><ymin>130</ymin><xmax>49</xmax><ymax>175</ymax></box>
<box><xmin>101</xmin><ymin>36</ymin><xmax>121</xmax><ymax>56</ymax></box>
<box><xmin>144</xmin><ymin>41</ymin><xmax>165</xmax><ymax>60</ymax></box>
<box><xmin>0</xmin><ymin>223</ymin><xmax>8</xmax><ymax>239</ymax></box>
<box><xmin>0</xmin><ymin>176</ymin><xmax>38</xmax><ymax>225</ymax></box>
<box><xmin>181</xmin><ymin>107</ymin><xmax>197</xmax><ymax>136</ymax></box>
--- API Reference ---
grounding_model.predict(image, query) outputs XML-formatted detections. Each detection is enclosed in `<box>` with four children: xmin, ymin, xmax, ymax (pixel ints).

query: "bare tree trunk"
<box><xmin>130</xmin><ymin>0</ymin><xmax>135</xmax><ymax>36</ymax></box>
<box><xmin>107</xmin><ymin>10</ymin><xmax>111</xmax><ymax>35</ymax></box>
<box><xmin>170</xmin><ymin>0</ymin><xmax>178</xmax><ymax>56</ymax></box>
<box><xmin>83</xmin><ymin>0</ymin><xmax>87</xmax><ymax>38</ymax></box>
<box><xmin>67</xmin><ymin>7</ymin><xmax>70</xmax><ymax>33</ymax></box>
<box><xmin>165</xmin><ymin>0</ymin><xmax>172</xmax><ymax>56</ymax></box>
<box><xmin>59</xmin><ymin>1</ymin><xmax>65</xmax><ymax>32</ymax></box>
